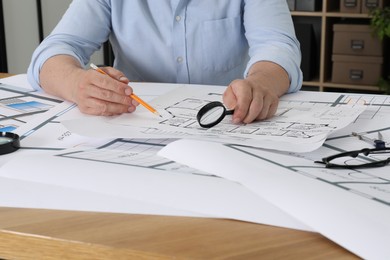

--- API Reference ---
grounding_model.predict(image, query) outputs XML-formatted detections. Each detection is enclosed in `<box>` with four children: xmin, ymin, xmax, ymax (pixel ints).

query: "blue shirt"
<box><xmin>28</xmin><ymin>0</ymin><xmax>302</xmax><ymax>92</ymax></box>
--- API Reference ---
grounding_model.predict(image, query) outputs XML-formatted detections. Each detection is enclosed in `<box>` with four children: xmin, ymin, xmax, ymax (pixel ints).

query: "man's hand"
<box><xmin>72</xmin><ymin>66</ymin><xmax>136</xmax><ymax>116</ymax></box>
<box><xmin>223</xmin><ymin>61</ymin><xmax>290</xmax><ymax>124</ymax></box>
<box><xmin>223</xmin><ymin>78</ymin><xmax>279</xmax><ymax>123</ymax></box>
<box><xmin>40</xmin><ymin>55</ymin><xmax>137</xmax><ymax>116</ymax></box>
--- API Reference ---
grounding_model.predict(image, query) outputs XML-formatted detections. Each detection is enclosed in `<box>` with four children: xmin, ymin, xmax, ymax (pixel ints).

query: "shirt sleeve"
<box><xmin>243</xmin><ymin>0</ymin><xmax>303</xmax><ymax>93</ymax></box>
<box><xmin>27</xmin><ymin>0</ymin><xmax>111</xmax><ymax>90</ymax></box>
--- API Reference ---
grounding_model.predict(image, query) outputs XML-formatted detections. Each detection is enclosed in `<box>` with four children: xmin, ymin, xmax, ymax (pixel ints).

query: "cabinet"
<box><xmin>291</xmin><ymin>0</ymin><xmax>388</xmax><ymax>93</ymax></box>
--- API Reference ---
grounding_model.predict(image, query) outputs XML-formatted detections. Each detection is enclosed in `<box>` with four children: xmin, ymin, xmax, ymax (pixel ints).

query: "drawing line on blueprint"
<box><xmin>0</xmin><ymin>85</ymin><xmax>62</xmax><ymax>122</ymax></box>
<box><xmin>226</xmin><ymin>139</ymin><xmax>390</xmax><ymax>207</ymax></box>
<box><xmin>156</xmin><ymin>96</ymin><xmax>354</xmax><ymax>139</ymax></box>
<box><xmin>57</xmin><ymin>138</ymin><xmax>214</xmax><ymax>177</ymax></box>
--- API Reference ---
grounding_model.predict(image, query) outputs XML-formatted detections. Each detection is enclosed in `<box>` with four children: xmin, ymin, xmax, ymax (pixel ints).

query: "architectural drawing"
<box><xmin>101</xmin><ymin>85</ymin><xmax>366</xmax><ymax>152</ymax></box>
<box><xmin>0</xmin><ymin>83</ymin><xmax>61</xmax><ymax>131</ymax></box>
<box><xmin>58</xmin><ymin>137</ymin><xmax>212</xmax><ymax>177</ymax></box>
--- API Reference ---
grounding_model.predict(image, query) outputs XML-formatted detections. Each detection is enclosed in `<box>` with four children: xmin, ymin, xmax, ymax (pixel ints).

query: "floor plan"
<box><xmin>0</xmin><ymin>83</ymin><xmax>61</xmax><ymax>132</ymax></box>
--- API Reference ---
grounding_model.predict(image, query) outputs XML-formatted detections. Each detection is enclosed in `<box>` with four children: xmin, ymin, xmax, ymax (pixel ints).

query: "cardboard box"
<box><xmin>296</xmin><ymin>0</ymin><xmax>322</xmax><ymax>11</ymax></box>
<box><xmin>333</xmin><ymin>24</ymin><xmax>383</xmax><ymax>56</ymax></box>
<box><xmin>332</xmin><ymin>54</ymin><xmax>383</xmax><ymax>85</ymax></box>
<box><xmin>340</xmin><ymin>0</ymin><xmax>362</xmax><ymax>13</ymax></box>
<box><xmin>361</xmin><ymin>0</ymin><xmax>383</xmax><ymax>14</ymax></box>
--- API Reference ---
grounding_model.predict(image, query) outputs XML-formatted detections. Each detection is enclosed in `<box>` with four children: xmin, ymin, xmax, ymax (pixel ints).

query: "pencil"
<box><xmin>90</xmin><ymin>63</ymin><xmax>162</xmax><ymax>117</ymax></box>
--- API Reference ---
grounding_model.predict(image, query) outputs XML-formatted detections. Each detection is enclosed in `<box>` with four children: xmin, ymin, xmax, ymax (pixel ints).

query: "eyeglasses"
<box><xmin>316</xmin><ymin>147</ymin><xmax>390</xmax><ymax>169</ymax></box>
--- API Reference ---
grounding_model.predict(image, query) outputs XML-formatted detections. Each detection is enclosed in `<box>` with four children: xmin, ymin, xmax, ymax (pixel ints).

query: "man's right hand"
<box><xmin>40</xmin><ymin>55</ymin><xmax>137</xmax><ymax>116</ymax></box>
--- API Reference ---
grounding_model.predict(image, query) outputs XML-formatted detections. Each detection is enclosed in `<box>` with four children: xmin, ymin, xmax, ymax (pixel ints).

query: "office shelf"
<box><xmin>291</xmin><ymin>0</ymin><xmax>388</xmax><ymax>93</ymax></box>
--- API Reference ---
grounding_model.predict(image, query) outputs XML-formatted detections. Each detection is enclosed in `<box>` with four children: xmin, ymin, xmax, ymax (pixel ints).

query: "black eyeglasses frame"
<box><xmin>317</xmin><ymin>147</ymin><xmax>390</xmax><ymax>169</ymax></box>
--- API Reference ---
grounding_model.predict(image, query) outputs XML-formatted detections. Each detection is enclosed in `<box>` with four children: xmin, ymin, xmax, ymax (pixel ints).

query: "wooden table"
<box><xmin>0</xmin><ymin>72</ymin><xmax>10</xmax><ymax>78</ymax></box>
<box><xmin>0</xmin><ymin>208</ymin><xmax>357</xmax><ymax>260</ymax></box>
<box><xmin>0</xmin><ymin>73</ymin><xmax>357</xmax><ymax>259</ymax></box>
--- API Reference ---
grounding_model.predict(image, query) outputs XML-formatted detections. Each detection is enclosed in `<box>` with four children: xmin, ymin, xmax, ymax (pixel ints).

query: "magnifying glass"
<box><xmin>0</xmin><ymin>132</ymin><xmax>20</xmax><ymax>155</ymax></box>
<box><xmin>197</xmin><ymin>101</ymin><xmax>234</xmax><ymax>128</ymax></box>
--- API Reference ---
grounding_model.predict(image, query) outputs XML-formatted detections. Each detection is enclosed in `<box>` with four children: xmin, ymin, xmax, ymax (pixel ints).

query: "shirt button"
<box><xmin>175</xmin><ymin>15</ymin><xmax>181</xmax><ymax>22</ymax></box>
<box><xmin>177</xmin><ymin>56</ymin><xmax>183</xmax><ymax>63</ymax></box>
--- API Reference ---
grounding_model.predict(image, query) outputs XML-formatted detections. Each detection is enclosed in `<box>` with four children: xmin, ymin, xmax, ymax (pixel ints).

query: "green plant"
<box><xmin>370</xmin><ymin>7</ymin><xmax>390</xmax><ymax>40</ymax></box>
<box><xmin>370</xmin><ymin>7</ymin><xmax>390</xmax><ymax>94</ymax></box>
<box><xmin>378</xmin><ymin>76</ymin><xmax>390</xmax><ymax>94</ymax></box>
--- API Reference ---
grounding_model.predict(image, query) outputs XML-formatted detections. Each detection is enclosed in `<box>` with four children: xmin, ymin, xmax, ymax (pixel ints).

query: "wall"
<box><xmin>2</xmin><ymin>0</ymin><xmax>103</xmax><ymax>74</ymax></box>
<box><xmin>2</xmin><ymin>0</ymin><xmax>40</xmax><ymax>74</ymax></box>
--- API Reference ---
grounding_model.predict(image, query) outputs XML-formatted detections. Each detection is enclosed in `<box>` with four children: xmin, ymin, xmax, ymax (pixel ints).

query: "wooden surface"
<box><xmin>0</xmin><ymin>72</ymin><xmax>357</xmax><ymax>259</ymax></box>
<box><xmin>0</xmin><ymin>207</ymin><xmax>358</xmax><ymax>260</ymax></box>
<box><xmin>0</xmin><ymin>72</ymin><xmax>11</xmax><ymax>78</ymax></box>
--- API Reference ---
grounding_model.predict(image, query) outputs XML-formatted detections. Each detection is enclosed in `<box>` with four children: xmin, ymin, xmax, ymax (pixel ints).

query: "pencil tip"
<box><xmin>154</xmin><ymin>111</ymin><xmax>162</xmax><ymax>118</ymax></box>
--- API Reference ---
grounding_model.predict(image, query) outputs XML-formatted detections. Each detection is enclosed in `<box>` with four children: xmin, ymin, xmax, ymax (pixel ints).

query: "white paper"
<box><xmin>0</xmin><ymin>74</ymin><xmax>32</xmax><ymax>90</ymax></box>
<box><xmin>159</xmin><ymin>137</ymin><xmax>390</xmax><ymax>260</ymax></box>
<box><xmin>63</xmin><ymin>85</ymin><xmax>365</xmax><ymax>153</ymax></box>
<box><xmin>0</xmin><ymin>176</ymin><xmax>203</xmax><ymax>216</ymax></box>
<box><xmin>0</xmin><ymin>88</ymin><xmax>309</xmax><ymax>231</ymax></box>
<box><xmin>158</xmin><ymin>92</ymin><xmax>390</xmax><ymax>259</ymax></box>
<box><xmin>0</xmin><ymin>147</ymin><xmax>310</xmax><ymax>231</ymax></box>
<box><xmin>0</xmin><ymin>83</ymin><xmax>62</xmax><ymax>132</ymax></box>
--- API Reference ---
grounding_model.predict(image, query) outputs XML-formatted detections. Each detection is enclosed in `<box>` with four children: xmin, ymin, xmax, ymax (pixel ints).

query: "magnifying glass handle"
<box><xmin>226</xmin><ymin>110</ymin><xmax>234</xmax><ymax>115</ymax></box>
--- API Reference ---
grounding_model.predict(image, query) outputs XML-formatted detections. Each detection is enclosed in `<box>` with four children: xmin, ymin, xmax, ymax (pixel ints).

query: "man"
<box><xmin>28</xmin><ymin>0</ymin><xmax>302</xmax><ymax>124</ymax></box>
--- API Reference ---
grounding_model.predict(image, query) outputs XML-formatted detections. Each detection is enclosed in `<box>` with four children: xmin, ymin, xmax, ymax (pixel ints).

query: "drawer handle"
<box><xmin>365</xmin><ymin>0</ymin><xmax>379</xmax><ymax>8</ymax></box>
<box><xmin>350</xmin><ymin>70</ymin><xmax>363</xmax><ymax>80</ymax></box>
<box><xmin>351</xmin><ymin>40</ymin><xmax>364</xmax><ymax>50</ymax></box>
<box><xmin>344</xmin><ymin>0</ymin><xmax>357</xmax><ymax>7</ymax></box>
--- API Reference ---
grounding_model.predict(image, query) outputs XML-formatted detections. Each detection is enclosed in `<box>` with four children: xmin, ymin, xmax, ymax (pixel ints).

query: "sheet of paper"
<box><xmin>159</xmin><ymin>138</ymin><xmax>390</xmax><ymax>260</ymax></box>
<box><xmin>158</xmin><ymin>94</ymin><xmax>390</xmax><ymax>260</ymax></box>
<box><xmin>0</xmin><ymin>176</ymin><xmax>203</xmax><ymax>217</ymax></box>
<box><xmin>0</xmin><ymin>74</ymin><xmax>32</xmax><ymax>90</ymax></box>
<box><xmin>130</xmin><ymin>81</ymin><xmax>182</xmax><ymax>101</ymax></box>
<box><xmin>1</xmin><ymin>76</ymin><xmax>309</xmax><ymax>230</ymax></box>
<box><xmin>62</xmin><ymin>84</ymin><xmax>366</xmax><ymax>152</ymax></box>
<box><xmin>0</xmin><ymin>150</ymin><xmax>310</xmax><ymax>231</ymax></box>
<box><xmin>0</xmin><ymin>83</ymin><xmax>62</xmax><ymax>132</ymax></box>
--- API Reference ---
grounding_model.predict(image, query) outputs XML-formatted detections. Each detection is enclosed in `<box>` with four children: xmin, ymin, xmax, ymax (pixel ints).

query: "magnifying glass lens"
<box><xmin>0</xmin><ymin>137</ymin><xmax>14</xmax><ymax>145</ymax></box>
<box><xmin>197</xmin><ymin>101</ymin><xmax>232</xmax><ymax>128</ymax></box>
<box><xmin>199</xmin><ymin>106</ymin><xmax>225</xmax><ymax>126</ymax></box>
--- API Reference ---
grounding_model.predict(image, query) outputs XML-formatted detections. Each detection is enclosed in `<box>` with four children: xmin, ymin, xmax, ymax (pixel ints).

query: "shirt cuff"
<box><xmin>244</xmin><ymin>51</ymin><xmax>303</xmax><ymax>93</ymax></box>
<box><xmin>28</xmin><ymin>48</ymin><xmax>84</xmax><ymax>91</ymax></box>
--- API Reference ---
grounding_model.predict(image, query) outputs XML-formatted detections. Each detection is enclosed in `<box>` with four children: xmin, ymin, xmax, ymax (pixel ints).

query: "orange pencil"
<box><xmin>90</xmin><ymin>63</ymin><xmax>162</xmax><ymax>117</ymax></box>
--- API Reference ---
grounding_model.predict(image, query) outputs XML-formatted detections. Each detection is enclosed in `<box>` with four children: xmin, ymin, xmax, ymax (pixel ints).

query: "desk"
<box><xmin>0</xmin><ymin>73</ymin><xmax>357</xmax><ymax>259</ymax></box>
<box><xmin>0</xmin><ymin>72</ymin><xmax>9</xmax><ymax>78</ymax></box>
<box><xmin>0</xmin><ymin>208</ymin><xmax>357</xmax><ymax>259</ymax></box>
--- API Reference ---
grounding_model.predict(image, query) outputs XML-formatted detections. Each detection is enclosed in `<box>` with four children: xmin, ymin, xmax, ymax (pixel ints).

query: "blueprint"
<box><xmin>58</xmin><ymin>137</ymin><xmax>211</xmax><ymax>177</ymax></box>
<box><xmin>63</xmin><ymin>84</ymin><xmax>366</xmax><ymax>152</ymax></box>
<box><xmin>3</xmin><ymin>80</ymin><xmax>390</xmax><ymax>259</ymax></box>
<box><xmin>1</xmin><ymin>86</ymin><xmax>310</xmax><ymax>231</ymax></box>
<box><xmin>159</xmin><ymin>91</ymin><xmax>390</xmax><ymax>260</ymax></box>
<box><xmin>0</xmin><ymin>83</ymin><xmax>61</xmax><ymax>132</ymax></box>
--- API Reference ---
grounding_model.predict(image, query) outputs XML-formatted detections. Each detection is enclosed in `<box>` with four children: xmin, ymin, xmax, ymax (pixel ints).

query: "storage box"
<box><xmin>287</xmin><ymin>0</ymin><xmax>296</xmax><ymax>11</ymax></box>
<box><xmin>340</xmin><ymin>0</ymin><xmax>362</xmax><ymax>13</ymax></box>
<box><xmin>295</xmin><ymin>0</ymin><xmax>322</xmax><ymax>11</ymax></box>
<box><xmin>333</xmin><ymin>24</ymin><xmax>383</xmax><ymax>56</ymax></box>
<box><xmin>361</xmin><ymin>0</ymin><xmax>383</xmax><ymax>14</ymax></box>
<box><xmin>332</xmin><ymin>55</ymin><xmax>383</xmax><ymax>85</ymax></box>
